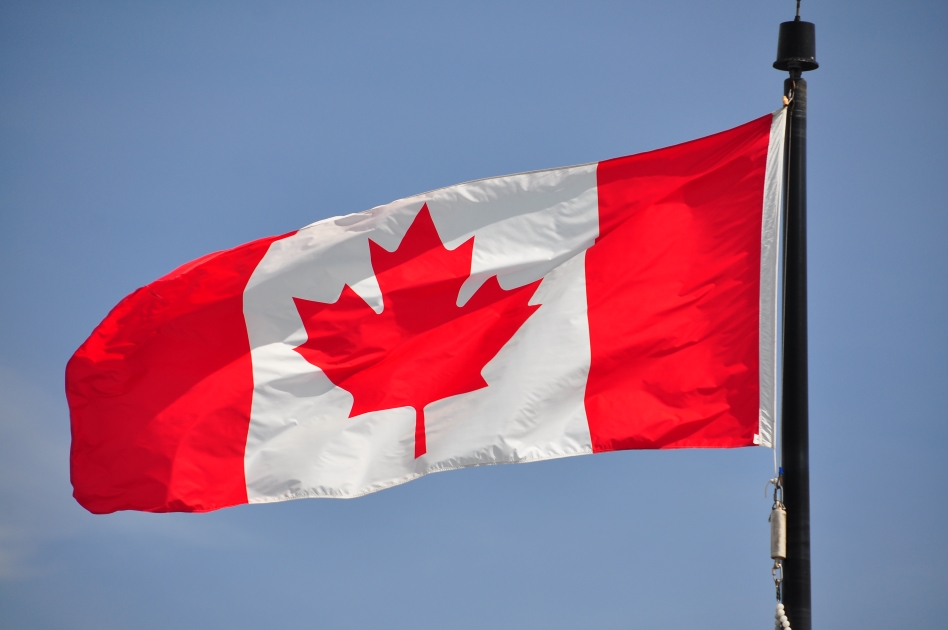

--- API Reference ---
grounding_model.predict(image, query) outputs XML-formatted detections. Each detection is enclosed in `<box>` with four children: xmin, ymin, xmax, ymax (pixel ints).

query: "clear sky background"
<box><xmin>1</xmin><ymin>1</ymin><xmax>945</xmax><ymax>628</ymax></box>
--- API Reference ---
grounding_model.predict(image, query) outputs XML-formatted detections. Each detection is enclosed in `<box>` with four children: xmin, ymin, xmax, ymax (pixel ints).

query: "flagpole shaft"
<box><xmin>781</xmin><ymin>69</ymin><xmax>812</xmax><ymax>630</ymax></box>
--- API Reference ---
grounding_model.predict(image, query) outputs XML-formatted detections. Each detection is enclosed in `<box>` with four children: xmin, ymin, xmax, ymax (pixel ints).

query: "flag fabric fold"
<box><xmin>67</xmin><ymin>110</ymin><xmax>786</xmax><ymax>513</ymax></box>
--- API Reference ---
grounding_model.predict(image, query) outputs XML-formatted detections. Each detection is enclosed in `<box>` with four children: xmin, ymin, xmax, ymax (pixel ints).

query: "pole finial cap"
<box><xmin>774</xmin><ymin>20</ymin><xmax>818</xmax><ymax>72</ymax></box>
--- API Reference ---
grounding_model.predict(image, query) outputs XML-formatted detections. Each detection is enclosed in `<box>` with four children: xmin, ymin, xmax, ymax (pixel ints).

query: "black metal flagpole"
<box><xmin>774</xmin><ymin>2</ymin><xmax>817</xmax><ymax>629</ymax></box>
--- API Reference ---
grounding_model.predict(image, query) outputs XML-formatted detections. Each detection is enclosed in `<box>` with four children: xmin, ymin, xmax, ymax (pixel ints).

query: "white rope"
<box><xmin>769</xmin><ymin>86</ymin><xmax>796</xmax><ymax>627</ymax></box>
<box><xmin>775</xmin><ymin>602</ymin><xmax>792</xmax><ymax>630</ymax></box>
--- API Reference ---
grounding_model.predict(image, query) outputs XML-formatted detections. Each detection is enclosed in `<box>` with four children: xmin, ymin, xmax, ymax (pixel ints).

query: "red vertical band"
<box><xmin>585</xmin><ymin>115</ymin><xmax>773</xmax><ymax>451</ymax></box>
<box><xmin>67</xmin><ymin>233</ymin><xmax>292</xmax><ymax>513</ymax></box>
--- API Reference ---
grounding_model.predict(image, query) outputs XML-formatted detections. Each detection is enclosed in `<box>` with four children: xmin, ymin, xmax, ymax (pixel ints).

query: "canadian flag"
<box><xmin>67</xmin><ymin>111</ymin><xmax>786</xmax><ymax>513</ymax></box>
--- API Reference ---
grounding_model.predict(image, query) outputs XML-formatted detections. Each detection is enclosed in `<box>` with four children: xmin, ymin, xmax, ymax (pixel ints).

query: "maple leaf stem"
<box><xmin>414</xmin><ymin>407</ymin><xmax>426</xmax><ymax>459</ymax></box>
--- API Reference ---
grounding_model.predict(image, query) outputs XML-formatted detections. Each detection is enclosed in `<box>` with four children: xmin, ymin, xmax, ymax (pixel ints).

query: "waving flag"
<box><xmin>67</xmin><ymin>110</ymin><xmax>786</xmax><ymax>513</ymax></box>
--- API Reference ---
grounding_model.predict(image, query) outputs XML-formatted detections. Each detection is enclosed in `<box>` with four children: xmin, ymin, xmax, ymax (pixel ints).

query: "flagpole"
<box><xmin>774</xmin><ymin>4</ymin><xmax>817</xmax><ymax>630</ymax></box>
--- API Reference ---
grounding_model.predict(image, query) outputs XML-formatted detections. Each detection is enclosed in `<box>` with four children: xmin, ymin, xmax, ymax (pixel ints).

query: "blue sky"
<box><xmin>1</xmin><ymin>1</ymin><xmax>945</xmax><ymax>628</ymax></box>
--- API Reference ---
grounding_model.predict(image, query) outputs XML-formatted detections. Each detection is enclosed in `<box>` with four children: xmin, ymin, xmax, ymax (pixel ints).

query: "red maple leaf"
<box><xmin>293</xmin><ymin>204</ymin><xmax>541</xmax><ymax>458</ymax></box>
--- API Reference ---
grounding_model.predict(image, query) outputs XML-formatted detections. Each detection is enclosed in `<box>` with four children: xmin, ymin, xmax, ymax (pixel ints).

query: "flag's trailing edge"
<box><xmin>67</xmin><ymin>110</ymin><xmax>787</xmax><ymax>514</ymax></box>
